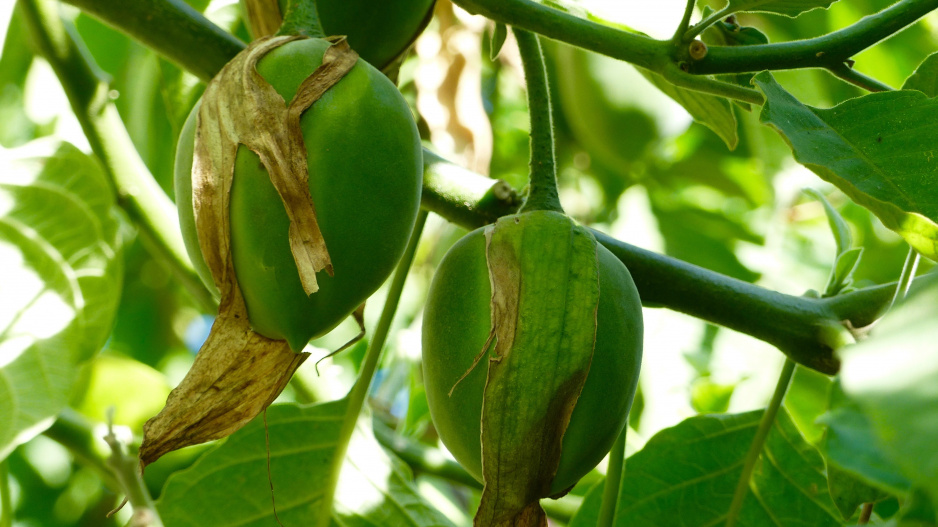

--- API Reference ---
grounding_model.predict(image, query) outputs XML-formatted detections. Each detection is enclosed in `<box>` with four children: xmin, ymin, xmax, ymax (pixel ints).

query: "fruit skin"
<box><xmin>175</xmin><ymin>38</ymin><xmax>423</xmax><ymax>351</ymax></box>
<box><xmin>422</xmin><ymin>226</ymin><xmax>643</xmax><ymax>495</ymax></box>
<box><xmin>264</xmin><ymin>0</ymin><xmax>435</xmax><ymax>69</ymax></box>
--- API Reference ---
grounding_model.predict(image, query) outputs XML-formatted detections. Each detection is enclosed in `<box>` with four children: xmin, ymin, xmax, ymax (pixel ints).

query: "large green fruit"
<box><xmin>259</xmin><ymin>0</ymin><xmax>435</xmax><ymax>69</ymax></box>
<box><xmin>175</xmin><ymin>38</ymin><xmax>422</xmax><ymax>351</ymax></box>
<box><xmin>421</xmin><ymin>227</ymin><xmax>643</xmax><ymax>495</ymax></box>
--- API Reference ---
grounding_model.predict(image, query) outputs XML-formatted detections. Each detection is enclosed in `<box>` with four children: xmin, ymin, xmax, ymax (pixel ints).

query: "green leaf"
<box><xmin>827</xmin><ymin>463</ymin><xmax>889</xmax><ymax>520</ymax></box>
<box><xmin>725</xmin><ymin>0</ymin><xmax>837</xmax><ymax>17</ymax></box>
<box><xmin>612</xmin><ymin>410</ymin><xmax>841</xmax><ymax>526</ymax></box>
<box><xmin>0</xmin><ymin>140</ymin><xmax>122</xmax><ymax>461</ymax></box>
<box><xmin>157</xmin><ymin>401</ymin><xmax>454</xmax><ymax>527</ymax></box>
<box><xmin>840</xmin><ymin>276</ymin><xmax>938</xmax><ymax>508</ymax></box>
<box><xmin>640</xmin><ymin>68</ymin><xmax>739</xmax><ymax>149</ymax></box>
<box><xmin>803</xmin><ymin>188</ymin><xmax>853</xmax><ymax>256</ymax></box>
<box><xmin>754</xmin><ymin>72</ymin><xmax>938</xmax><ymax>260</ymax></box>
<box><xmin>828</xmin><ymin>247</ymin><xmax>862</xmax><ymax>295</ymax></box>
<box><xmin>903</xmin><ymin>52</ymin><xmax>938</xmax><ymax>97</ymax></box>
<box><xmin>818</xmin><ymin>381</ymin><xmax>911</xmax><ymax>496</ymax></box>
<box><xmin>490</xmin><ymin>23</ymin><xmax>507</xmax><ymax>60</ymax></box>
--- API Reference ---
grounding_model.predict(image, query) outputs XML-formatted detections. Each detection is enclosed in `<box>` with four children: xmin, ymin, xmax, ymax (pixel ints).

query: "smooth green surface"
<box><xmin>756</xmin><ymin>72</ymin><xmax>938</xmax><ymax>259</ymax></box>
<box><xmin>612</xmin><ymin>411</ymin><xmax>840</xmax><ymax>526</ymax></box>
<box><xmin>840</xmin><ymin>278</ymin><xmax>938</xmax><ymax>509</ymax></box>
<box><xmin>176</xmin><ymin>38</ymin><xmax>422</xmax><ymax>350</ymax></box>
<box><xmin>0</xmin><ymin>141</ymin><xmax>122</xmax><ymax>460</ymax></box>
<box><xmin>157</xmin><ymin>401</ymin><xmax>453</xmax><ymax>526</ymax></box>
<box><xmin>317</xmin><ymin>0</ymin><xmax>434</xmax><ymax>69</ymax></box>
<box><xmin>422</xmin><ymin>216</ymin><xmax>643</xmax><ymax>496</ymax></box>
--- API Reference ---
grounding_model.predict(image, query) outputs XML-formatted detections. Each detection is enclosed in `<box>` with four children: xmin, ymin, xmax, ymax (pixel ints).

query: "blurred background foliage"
<box><xmin>0</xmin><ymin>0</ymin><xmax>935</xmax><ymax>524</ymax></box>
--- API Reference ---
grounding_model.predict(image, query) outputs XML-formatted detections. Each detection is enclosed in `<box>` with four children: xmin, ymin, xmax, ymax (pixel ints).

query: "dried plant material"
<box><xmin>415</xmin><ymin>0</ymin><xmax>493</xmax><ymax>175</ymax></box>
<box><xmin>242</xmin><ymin>0</ymin><xmax>282</xmax><ymax>39</ymax></box>
<box><xmin>138</xmin><ymin>310</ymin><xmax>307</xmax><ymax>466</ymax></box>
<box><xmin>474</xmin><ymin>212</ymin><xmax>600</xmax><ymax>526</ymax></box>
<box><xmin>140</xmin><ymin>36</ymin><xmax>359</xmax><ymax>467</ymax></box>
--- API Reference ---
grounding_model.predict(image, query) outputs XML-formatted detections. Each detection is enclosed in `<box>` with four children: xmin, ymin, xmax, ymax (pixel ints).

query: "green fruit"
<box><xmin>421</xmin><ymin>226</ymin><xmax>643</xmax><ymax>494</ymax></box>
<box><xmin>262</xmin><ymin>0</ymin><xmax>435</xmax><ymax>69</ymax></box>
<box><xmin>175</xmin><ymin>38</ymin><xmax>422</xmax><ymax>351</ymax></box>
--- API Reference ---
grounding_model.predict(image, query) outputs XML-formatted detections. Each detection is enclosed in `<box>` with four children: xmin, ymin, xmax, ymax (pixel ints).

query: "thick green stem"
<box><xmin>686</xmin><ymin>0</ymin><xmax>938</xmax><ymax>74</ymax></box>
<box><xmin>597</xmin><ymin>427</ymin><xmax>627</xmax><ymax>527</ymax></box>
<box><xmin>515</xmin><ymin>29</ymin><xmax>562</xmax><ymax>214</ymax></box>
<box><xmin>725</xmin><ymin>359</ymin><xmax>796</xmax><ymax>527</ymax></box>
<box><xmin>59</xmin><ymin>0</ymin><xmax>243</xmax><ymax>82</ymax></box>
<box><xmin>276</xmin><ymin>0</ymin><xmax>325</xmax><ymax>38</ymax></box>
<box><xmin>19</xmin><ymin>0</ymin><xmax>216</xmax><ymax>311</ymax></box>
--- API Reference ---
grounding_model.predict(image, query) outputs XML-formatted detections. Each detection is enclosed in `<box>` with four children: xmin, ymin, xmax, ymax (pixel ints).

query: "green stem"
<box><xmin>20</xmin><ymin>0</ymin><xmax>216</xmax><ymax>312</ymax></box>
<box><xmin>58</xmin><ymin>0</ymin><xmax>244</xmax><ymax>82</ymax></box>
<box><xmin>687</xmin><ymin>0</ymin><xmax>938</xmax><ymax>74</ymax></box>
<box><xmin>276</xmin><ymin>0</ymin><xmax>326</xmax><ymax>38</ymax></box>
<box><xmin>346</xmin><ymin>210</ymin><xmax>427</xmax><ymax>418</ymax></box>
<box><xmin>659</xmin><ymin>62</ymin><xmax>764</xmax><ymax>104</ymax></box>
<box><xmin>373</xmin><ymin>419</ymin><xmax>482</xmax><ymax>489</ymax></box>
<box><xmin>323</xmin><ymin>211</ymin><xmax>428</xmax><ymax>513</ymax></box>
<box><xmin>684</xmin><ymin>6</ymin><xmax>731</xmax><ymax>41</ymax></box>
<box><xmin>43</xmin><ymin>409</ymin><xmax>121</xmax><ymax>491</ymax></box>
<box><xmin>597</xmin><ymin>427</ymin><xmax>627</xmax><ymax>527</ymax></box>
<box><xmin>672</xmin><ymin>0</ymin><xmax>699</xmax><ymax>44</ymax></box>
<box><xmin>514</xmin><ymin>29</ymin><xmax>562</xmax><ymax>214</ymax></box>
<box><xmin>889</xmin><ymin>248</ymin><xmax>921</xmax><ymax>308</ymax></box>
<box><xmin>725</xmin><ymin>358</ymin><xmax>796</xmax><ymax>527</ymax></box>
<box><xmin>827</xmin><ymin>62</ymin><xmax>895</xmax><ymax>92</ymax></box>
<box><xmin>103</xmin><ymin>413</ymin><xmax>164</xmax><ymax>527</ymax></box>
<box><xmin>0</xmin><ymin>461</ymin><xmax>11</xmax><ymax>527</ymax></box>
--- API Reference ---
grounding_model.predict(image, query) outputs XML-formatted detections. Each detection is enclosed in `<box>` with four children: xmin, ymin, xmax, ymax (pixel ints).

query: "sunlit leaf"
<box><xmin>840</xmin><ymin>276</ymin><xmax>938</xmax><ymax>508</ymax></box>
<box><xmin>610</xmin><ymin>410</ymin><xmax>840</xmax><ymax>526</ymax></box>
<box><xmin>755</xmin><ymin>72</ymin><xmax>938</xmax><ymax>260</ymax></box>
<box><xmin>157</xmin><ymin>401</ymin><xmax>455</xmax><ymax>527</ymax></box>
<box><xmin>818</xmin><ymin>380</ymin><xmax>911</xmax><ymax>496</ymax></box>
<box><xmin>725</xmin><ymin>0</ymin><xmax>837</xmax><ymax>17</ymax></box>
<box><xmin>640</xmin><ymin>68</ymin><xmax>739</xmax><ymax>149</ymax></box>
<box><xmin>0</xmin><ymin>140</ymin><xmax>123</xmax><ymax>460</ymax></box>
<box><xmin>903</xmin><ymin>52</ymin><xmax>938</xmax><ymax>97</ymax></box>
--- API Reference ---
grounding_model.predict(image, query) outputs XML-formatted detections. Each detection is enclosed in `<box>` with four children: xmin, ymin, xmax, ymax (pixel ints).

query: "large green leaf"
<box><xmin>818</xmin><ymin>381</ymin><xmax>911</xmax><ymax>496</ymax></box>
<box><xmin>157</xmin><ymin>401</ymin><xmax>454</xmax><ymax>527</ymax></box>
<box><xmin>725</xmin><ymin>0</ymin><xmax>837</xmax><ymax>17</ymax></box>
<box><xmin>840</xmin><ymin>275</ymin><xmax>938</xmax><ymax>510</ymax></box>
<box><xmin>610</xmin><ymin>410</ymin><xmax>841</xmax><ymax>526</ymax></box>
<box><xmin>0</xmin><ymin>140</ymin><xmax>122</xmax><ymax>460</ymax></box>
<box><xmin>754</xmin><ymin>72</ymin><xmax>938</xmax><ymax>259</ymax></box>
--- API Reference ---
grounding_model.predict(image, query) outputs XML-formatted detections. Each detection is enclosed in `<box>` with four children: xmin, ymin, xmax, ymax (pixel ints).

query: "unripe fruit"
<box><xmin>175</xmin><ymin>38</ymin><xmax>422</xmax><ymax>350</ymax></box>
<box><xmin>422</xmin><ymin>224</ymin><xmax>643</xmax><ymax>495</ymax></box>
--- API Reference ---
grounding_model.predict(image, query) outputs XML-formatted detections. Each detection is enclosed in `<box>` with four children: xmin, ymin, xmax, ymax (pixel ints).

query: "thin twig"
<box><xmin>597</xmin><ymin>427</ymin><xmax>627</xmax><ymax>527</ymax></box>
<box><xmin>725</xmin><ymin>359</ymin><xmax>796</xmax><ymax>527</ymax></box>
